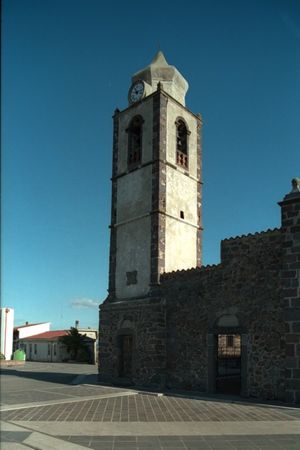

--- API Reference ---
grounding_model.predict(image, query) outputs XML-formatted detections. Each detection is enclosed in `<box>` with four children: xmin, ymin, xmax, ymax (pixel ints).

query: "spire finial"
<box><xmin>291</xmin><ymin>178</ymin><xmax>300</xmax><ymax>193</ymax></box>
<box><xmin>151</xmin><ymin>50</ymin><xmax>168</xmax><ymax>65</ymax></box>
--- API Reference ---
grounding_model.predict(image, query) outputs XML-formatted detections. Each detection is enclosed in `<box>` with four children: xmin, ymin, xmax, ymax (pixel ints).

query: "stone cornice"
<box><xmin>115</xmin><ymin>88</ymin><xmax>202</xmax><ymax>124</ymax></box>
<box><xmin>111</xmin><ymin>158</ymin><xmax>202</xmax><ymax>184</ymax></box>
<box><xmin>110</xmin><ymin>210</ymin><xmax>202</xmax><ymax>230</ymax></box>
<box><xmin>278</xmin><ymin>194</ymin><xmax>300</xmax><ymax>206</ymax></box>
<box><xmin>100</xmin><ymin>296</ymin><xmax>164</xmax><ymax>311</ymax></box>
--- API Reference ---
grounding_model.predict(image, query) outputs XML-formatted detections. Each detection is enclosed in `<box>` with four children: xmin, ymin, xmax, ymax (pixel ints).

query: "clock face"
<box><xmin>129</xmin><ymin>81</ymin><xmax>145</xmax><ymax>103</ymax></box>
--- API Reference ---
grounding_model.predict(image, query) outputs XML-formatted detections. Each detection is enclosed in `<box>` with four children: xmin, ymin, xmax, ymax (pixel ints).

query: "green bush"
<box><xmin>0</xmin><ymin>353</ymin><xmax>6</xmax><ymax>360</ymax></box>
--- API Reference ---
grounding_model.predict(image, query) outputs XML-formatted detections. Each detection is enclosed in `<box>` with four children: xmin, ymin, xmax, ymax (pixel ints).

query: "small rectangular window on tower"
<box><xmin>126</xmin><ymin>270</ymin><xmax>138</xmax><ymax>285</ymax></box>
<box><xmin>180</xmin><ymin>211</ymin><xmax>185</xmax><ymax>219</ymax></box>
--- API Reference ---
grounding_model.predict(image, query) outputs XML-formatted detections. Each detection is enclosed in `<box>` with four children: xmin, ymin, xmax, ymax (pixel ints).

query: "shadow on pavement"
<box><xmin>94</xmin><ymin>377</ymin><xmax>300</xmax><ymax>411</ymax></box>
<box><xmin>0</xmin><ymin>368</ymin><xmax>85</xmax><ymax>385</ymax></box>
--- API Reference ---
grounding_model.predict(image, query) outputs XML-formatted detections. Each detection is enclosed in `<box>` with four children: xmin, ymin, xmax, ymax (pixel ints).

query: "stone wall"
<box><xmin>279</xmin><ymin>186</ymin><xmax>300</xmax><ymax>403</ymax></box>
<box><xmin>160</xmin><ymin>228</ymin><xmax>285</xmax><ymax>400</ymax></box>
<box><xmin>99</xmin><ymin>297</ymin><xmax>166</xmax><ymax>387</ymax></box>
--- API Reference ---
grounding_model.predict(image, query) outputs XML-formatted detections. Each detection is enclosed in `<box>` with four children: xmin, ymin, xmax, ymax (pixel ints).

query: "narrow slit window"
<box><xmin>180</xmin><ymin>211</ymin><xmax>184</xmax><ymax>219</ymax></box>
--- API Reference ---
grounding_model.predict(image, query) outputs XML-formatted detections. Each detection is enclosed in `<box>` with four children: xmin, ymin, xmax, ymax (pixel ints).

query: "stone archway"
<box><xmin>216</xmin><ymin>332</ymin><xmax>241</xmax><ymax>394</ymax></box>
<box><xmin>117</xmin><ymin>319</ymin><xmax>135</xmax><ymax>379</ymax></box>
<box><xmin>208</xmin><ymin>314</ymin><xmax>247</xmax><ymax>396</ymax></box>
<box><xmin>119</xmin><ymin>335</ymin><xmax>133</xmax><ymax>377</ymax></box>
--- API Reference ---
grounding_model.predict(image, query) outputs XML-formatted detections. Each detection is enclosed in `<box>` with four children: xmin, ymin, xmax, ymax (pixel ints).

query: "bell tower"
<box><xmin>100</xmin><ymin>52</ymin><xmax>203</xmax><ymax>385</ymax></box>
<box><xmin>108</xmin><ymin>51</ymin><xmax>202</xmax><ymax>301</ymax></box>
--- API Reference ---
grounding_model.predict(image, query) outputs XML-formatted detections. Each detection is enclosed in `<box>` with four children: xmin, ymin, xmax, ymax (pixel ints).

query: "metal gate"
<box><xmin>216</xmin><ymin>334</ymin><xmax>241</xmax><ymax>395</ymax></box>
<box><xmin>119</xmin><ymin>335</ymin><xmax>133</xmax><ymax>377</ymax></box>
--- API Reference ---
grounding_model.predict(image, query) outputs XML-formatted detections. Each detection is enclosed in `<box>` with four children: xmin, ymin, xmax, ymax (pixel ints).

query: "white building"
<box><xmin>19</xmin><ymin>329</ymin><xmax>97</xmax><ymax>363</ymax></box>
<box><xmin>0</xmin><ymin>307</ymin><xmax>14</xmax><ymax>360</ymax></box>
<box><xmin>19</xmin><ymin>330</ymin><xmax>70</xmax><ymax>362</ymax></box>
<box><xmin>14</xmin><ymin>322</ymin><xmax>51</xmax><ymax>340</ymax></box>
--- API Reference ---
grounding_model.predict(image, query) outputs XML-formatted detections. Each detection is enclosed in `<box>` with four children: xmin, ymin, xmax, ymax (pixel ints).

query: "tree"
<box><xmin>59</xmin><ymin>327</ymin><xmax>88</xmax><ymax>361</ymax></box>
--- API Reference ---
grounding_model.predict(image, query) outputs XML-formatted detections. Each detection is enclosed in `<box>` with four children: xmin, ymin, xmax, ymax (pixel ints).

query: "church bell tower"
<box><xmin>108</xmin><ymin>51</ymin><xmax>202</xmax><ymax>301</ymax></box>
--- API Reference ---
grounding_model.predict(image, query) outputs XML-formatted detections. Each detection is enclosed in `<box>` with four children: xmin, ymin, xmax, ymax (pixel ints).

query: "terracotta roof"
<box><xmin>21</xmin><ymin>330</ymin><xmax>68</xmax><ymax>340</ymax></box>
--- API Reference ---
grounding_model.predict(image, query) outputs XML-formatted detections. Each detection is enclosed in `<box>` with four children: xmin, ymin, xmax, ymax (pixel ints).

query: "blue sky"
<box><xmin>2</xmin><ymin>0</ymin><xmax>300</xmax><ymax>329</ymax></box>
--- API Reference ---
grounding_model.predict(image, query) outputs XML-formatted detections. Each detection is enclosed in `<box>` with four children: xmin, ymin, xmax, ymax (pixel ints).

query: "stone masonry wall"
<box><xmin>99</xmin><ymin>297</ymin><xmax>166</xmax><ymax>387</ymax></box>
<box><xmin>279</xmin><ymin>188</ymin><xmax>300</xmax><ymax>403</ymax></box>
<box><xmin>161</xmin><ymin>228</ymin><xmax>285</xmax><ymax>400</ymax></box>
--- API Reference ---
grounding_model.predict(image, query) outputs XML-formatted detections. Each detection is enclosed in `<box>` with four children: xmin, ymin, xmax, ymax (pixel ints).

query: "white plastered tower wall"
<box><xmin>0</xmin><ymin>308</ymin><xmax>14</xmax><ymax>360</ymax></box>
<box><xmin>110</xmin><ymin>51</ymin><xmax>202</xmax><ymax>301</ymax></box>
<box><xmin>115</xmin><ymin>97</ymin><xmax>154</xmax><ymax>299</ymax></box>
<box><xmin>164</xmin><ymin>98</ymin><xmax>200</xmax><ymax>272</ymax></box>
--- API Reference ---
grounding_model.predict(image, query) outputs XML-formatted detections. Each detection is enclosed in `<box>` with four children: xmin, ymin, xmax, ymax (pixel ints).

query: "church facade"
<box><xmin>99</xmin><ymin>52</ymin><xmax>300</xmax><ymax>403</ymax></box>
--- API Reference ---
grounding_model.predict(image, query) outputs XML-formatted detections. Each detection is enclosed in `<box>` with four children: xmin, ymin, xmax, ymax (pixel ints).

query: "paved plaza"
<box><xmin>1</xmin><ymin>363</ymin><xmax>300</xmax><ymax>449</ymax></box>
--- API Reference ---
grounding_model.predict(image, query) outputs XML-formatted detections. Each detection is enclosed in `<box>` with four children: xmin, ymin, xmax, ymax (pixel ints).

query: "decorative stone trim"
<box><xmin>161</xmin><ymin>264</ymin><xmax>221</xmax><ymax>281</ymax></box>
<box><xmin>108</xmin><ymin>110</ymin><xmax>120</xmax><ymax>298</ymax></box>
<box><xmin>150</xmin><ymin>91</ymin><xmax>168</xmax><ymax>286</ymax></box>
<box><xmin>279</xmin><ymin>184</ymin><xmax>300</xmax><ymax>403</ymax></box>
<box><xmin>221</xmin><ymin>228</ymin><xmax>282</xmax><ymax>264</ymax></box>
<box><xmin>113</xmin><ymin>210</ymin><xmax>201</xmax><ymax>229</ymax></box>
<box><xmin>112</xmin><ymin>159</ymin><xmax>202</xmax><ymax>182</ymax></box>
<box><xmin>196</xmin><ymin>116</ymin><xmax>202</xmax><ymax>267</ymax></box>
<box><xmin>222</xmin><ymin>227</ymin><xmax>281</xmax><ymax>242</ymax></box>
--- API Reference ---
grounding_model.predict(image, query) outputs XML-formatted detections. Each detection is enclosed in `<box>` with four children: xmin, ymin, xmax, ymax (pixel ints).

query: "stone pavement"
<box><xmin>1</xmin><ymin>362</ymin><xmax>300</xmax><ymax>449</ymax></box>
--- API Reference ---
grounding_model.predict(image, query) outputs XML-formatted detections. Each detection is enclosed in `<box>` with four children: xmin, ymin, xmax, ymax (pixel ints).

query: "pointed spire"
<box><xmin>131</xmin><ymin>51</ymin><xmax>189</xmax><ymax>105</ymax></box>
<box><xmin>151</xmin><ymin>51</ymin><xmax>168</xmax><ymax>66</ymax></box>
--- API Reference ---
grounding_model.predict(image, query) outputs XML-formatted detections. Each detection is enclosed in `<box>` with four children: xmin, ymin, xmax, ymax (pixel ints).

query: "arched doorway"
<box><xmin>216</xmin><ymin>333</ymin><xmax>241</xmax><ymax>395</ymax></box>
<box><xmin>117</xmin><ymin>320</ymin><xmax>135</xmax><ymax>379</ymax></box>
<box><xmin>119</xmin><ymin>335</ymin><xmax>133</xmax><ymax>377</ymax></box>
<box><xmin>208</xmin><ymin>314</ymin><xmax>247</xmax><ymax>396</ymax></box>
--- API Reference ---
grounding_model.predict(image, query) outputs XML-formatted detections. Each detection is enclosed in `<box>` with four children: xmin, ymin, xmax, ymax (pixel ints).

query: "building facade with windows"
<box><xmin>99</xmin><ymin>52</ymin><xmax>300</xmax><ymax>403</ymax></box>
<box><xmin>19</xmin><ymin>329</ymin><xmax>98</xmax><ymax>363</ymax></box>
<box><xmin>13</xmin><ymin>322</ymin><xmax>51</xmax><ymax>351</ymax></box>
<box><xmin>19</xmin><ymin>330</ymin><xmax>69</xmax><ymax>362</ymax></box>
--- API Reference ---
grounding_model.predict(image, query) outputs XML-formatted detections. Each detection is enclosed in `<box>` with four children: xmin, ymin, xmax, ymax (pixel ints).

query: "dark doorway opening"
<box><xmin>216</xmin><ymin>334</ymin><xmax>241</xmax><ymax>395</ymax></box>
<box><xmin>119</xmin><ymin>335</ymin><xmax>133</xmax><ymax>378</ymax></box>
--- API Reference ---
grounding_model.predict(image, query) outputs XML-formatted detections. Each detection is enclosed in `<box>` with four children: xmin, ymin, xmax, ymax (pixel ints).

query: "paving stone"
<box><xmin>114</xmin><ymin>445</ymin><xmax>138</xmax><ymax>450</ymax></box>
<box><xmin>137</xmin><ymin>437</ymin><xmax>160</xmax><ymax>443</ymax></box>
<box><xmin>91</xmin><ymin>438</ymin><xmax>114</xmax><ymax>443</ymax></box>
<box><xmin>137</xmin><ymin>447</ymin><xmax>163</xmax><ymax>450</ymax></box>
<box><xmin>137</xmin><ymin>445</ymin><xmax>161</xmax><ymax>449</ymax></box>
<box><xmin>3</xmin><ymin>394</ymin><xmax>300</xmax><ymax>423</ymax></box>
<box><xmin>90</xmin><ymin>445</ymin><xmax>113</xmax><ymax>450</ymax></box>
<box><xmin>115</xmin><ymin>436</ymin><xmax>137</xmax><ymax>442</ymax></box>
<box><xmin>161</xmin><ymin>447</ymin><xmax>186</xmax><ymax>450</ymax></box>
<box><xmin>69</xmin><ymin>436</ymin><xmax>91</xmax><ymax>444</ymax></box>
<box><xmin>185</xmin><ymin>445</ymin><xmax>211</xmax><ymax>450</ymax></box>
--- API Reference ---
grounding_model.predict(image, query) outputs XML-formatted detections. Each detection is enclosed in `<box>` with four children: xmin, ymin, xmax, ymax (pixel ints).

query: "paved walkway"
<box><xmin>1</xmin><ymin>363</ymin><xmax>300</xmax><ymax>449</ymax></box>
